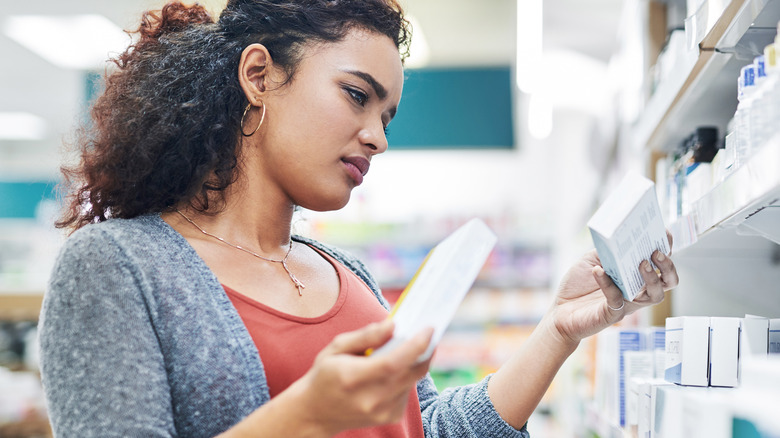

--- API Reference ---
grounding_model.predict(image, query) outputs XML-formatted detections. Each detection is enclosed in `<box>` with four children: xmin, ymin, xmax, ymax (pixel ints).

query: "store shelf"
<box><xmin>633</xmin><ymin>0</ymin><xmax>780</xmax><ymax>153</ymax></box>
<box><xmin>669</xmin><ymin>134</ymin><xmax>780</xmax><ymax>254</ymax></box>
<box><xmin>584</xmin><ymin>402</ymin><xmax>626</xmax><ymax>438</ymax></box>
<box><xmin>0</xmin><ymin>292</ymin><xmax>44</xmax><ymax>321</ymax></box>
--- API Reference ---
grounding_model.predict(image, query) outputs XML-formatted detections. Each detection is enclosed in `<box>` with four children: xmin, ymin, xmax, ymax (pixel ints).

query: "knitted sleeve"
<box><xmin>38</xmin><ymin>227</ymin><xmax>176</xmax><ymax>437</ymax></box>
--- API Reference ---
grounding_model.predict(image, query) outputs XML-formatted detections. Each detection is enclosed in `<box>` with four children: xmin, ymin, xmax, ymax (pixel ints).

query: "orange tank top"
<box><xmin>224</xmin><ymin>248</ymin><xmax>424</xmax><ymax>438</ymax></box>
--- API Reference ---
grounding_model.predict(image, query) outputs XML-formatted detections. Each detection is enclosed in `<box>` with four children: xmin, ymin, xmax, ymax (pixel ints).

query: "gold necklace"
<box><xmin>176</xmin><ymin>209</ymin><xmax>306</xmax><ymax>296</ymax></box>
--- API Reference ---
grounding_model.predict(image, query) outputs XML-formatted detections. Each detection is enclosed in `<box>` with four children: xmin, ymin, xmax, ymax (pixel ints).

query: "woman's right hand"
<box><xmin>220</xmin><ymin>320</ymin><xmax>432</xmax><ymax>438</ymax></box>
<box><xmin>285</xmin><ymin>319</ymin><xmax>433</xmax><ymax>436</ymax></box>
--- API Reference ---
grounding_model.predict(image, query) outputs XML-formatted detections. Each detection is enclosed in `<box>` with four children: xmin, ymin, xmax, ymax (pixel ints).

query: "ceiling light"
<box><xmin>516</xmin><ymin>0</ymin><xmax>543</xmax><ymax>93</ymax></box>
<box><xmin>0</xmin><ymin>112</ymin><xmax>47</xmax><ymax>140</ymax></box>
<box><xmin>3</xmin><ymin>15</ymin><xmax>130</xmax><ymax>70</ymax></box>
<box><xmin>405</xmin><ymin>15</ymin><xmax>431</xmax><ymax>68</ymax></box>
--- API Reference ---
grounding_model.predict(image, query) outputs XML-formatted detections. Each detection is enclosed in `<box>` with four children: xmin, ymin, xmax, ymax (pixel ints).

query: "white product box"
<box><xmin>730</xmin><ymin>386</ymin><xmax>780</xmax><ymax>438</ymax></box>
<box><xmin>625</xmin><ymin>352</ymin><xmax>654</xmax><ymax>427</ymax></box>
<box><xmin>627</xmin><ymin>377</ymin><xmax>643</xmax><ymax>429</ymax></box>
<box><xmin>588</xmin><ymin>172</ymin><xmax>671</xmax><ymax>301</ymax></box>
<box><xmin>593</xmin><ymin>328</ymin><xmax>651</xmax><ymax>428</ymax></box>
<box><xmin>709</xmin><ymin>317</ymin><xmax>740</xmax><ymax>387</ymax></box>
<box><xmin>680</xmin><ymin>388</ymin><xmax>735</xmax><ymax>438</ymax></box>
<box><xmin>665</xmin><ymin>316</ymin><xmax>709</xmax><ymax>386</ymax></box>
<box><xmin>731</xmin><ymin>358</ymin><xmax>780</xmax><ymax>437</ymax></box>
<box><xmin>618</xmin><ymin>331</ymin><xmax>648</xmax><ymax>427</ymax></box>
<box><xmin>373</xmin><ymin>218</ymin><xmax>496</xmax><ymax>362</ymax></box>
<box><xmin>769</xmin><ymin>319</ymin><xmax>780</xmax><ymax>354</ymax></box>
<box><xmin>652</xmin><ymin>384</ymin><xmax>686</xmax><ymax>438</ymax></box>
<box><xmin>740</xmin><ymin>315</ymin><xmax>769</xmax><ymax>358</ymax></box>
<box><xmin>740</xmin><ymin>355</ymin><xmax>780</xmax><ymax>392</ymax></box>
<box><xmin>638</xmin><ymin>378</ymin><xmax>672</xmax><ymax>438</ymax></box>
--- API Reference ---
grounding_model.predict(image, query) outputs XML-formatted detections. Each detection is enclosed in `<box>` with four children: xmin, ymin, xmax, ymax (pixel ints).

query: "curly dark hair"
<box><xmin>57</xmin><ymin>0</ymin><xmax>411</xmax><ymax>231</ymax></box>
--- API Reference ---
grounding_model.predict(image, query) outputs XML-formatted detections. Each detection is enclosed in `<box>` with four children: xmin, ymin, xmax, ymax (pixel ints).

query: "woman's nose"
<box><xmin>359</xmin><ymin>122</ymin><xmax>388</xmax><ymax>155</ymax></box>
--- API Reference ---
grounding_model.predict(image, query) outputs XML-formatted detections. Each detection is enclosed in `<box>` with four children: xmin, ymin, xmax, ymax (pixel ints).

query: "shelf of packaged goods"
<box><xmin>584</xmin><ymin>403</ymin><xmax>627</xmax><ymax>438</ymax></box>
<box><xmin>633</xmin><ymin>0</ymin><xmax>779</xmax><ymax>153</ymax></box>
<box><xmin>0</xmin><ymin>292</ymin><xmax>44</xmax><ymax>321</ymax></box>
<box><xmin>670</xmin><ymin>133</ymin><xmax>780</xmax><ymax>254</ymax></box>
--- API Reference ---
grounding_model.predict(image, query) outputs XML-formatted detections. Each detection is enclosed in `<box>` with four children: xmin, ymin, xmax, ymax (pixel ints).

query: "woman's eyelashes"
<box><xmin>345</xmin><ymin>86</ymin><xmax>368</xmax><ymax>106</ymax></box>
<box><xmin>344</xmin><ymin>85</ymin><xmax>389</xmax><ymax>137</ymax></box>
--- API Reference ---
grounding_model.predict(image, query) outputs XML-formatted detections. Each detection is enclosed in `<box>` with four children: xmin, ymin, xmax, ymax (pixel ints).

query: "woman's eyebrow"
<box><xmin>342</xmin><ymin>69</ymin><xmax>387</xmax><ymax>100</ymax></box>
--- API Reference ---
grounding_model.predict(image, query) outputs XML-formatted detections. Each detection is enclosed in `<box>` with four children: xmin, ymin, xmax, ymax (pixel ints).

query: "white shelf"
<box><xmin>632</xmin><ymin>0</ymin><xmax>780</xmax><ymax>152</ymax></box>
<box><xmin>670</xmin><ymin>134</ymin><xmax>780</xmax><ymax>254</ymax></box>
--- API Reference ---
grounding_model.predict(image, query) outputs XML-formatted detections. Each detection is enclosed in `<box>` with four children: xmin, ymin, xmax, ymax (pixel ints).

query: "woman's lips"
<box><xmin>342</xmin><ymin>156</ymin><xmax>370</xmax><ymax>185</ymax></box>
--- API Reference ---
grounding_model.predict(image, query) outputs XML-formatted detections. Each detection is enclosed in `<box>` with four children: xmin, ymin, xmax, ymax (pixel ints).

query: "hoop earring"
<box><xmin>240</xmin><ymin>101</ymin><xmax>266</xmax><ymax>137</ymax></box>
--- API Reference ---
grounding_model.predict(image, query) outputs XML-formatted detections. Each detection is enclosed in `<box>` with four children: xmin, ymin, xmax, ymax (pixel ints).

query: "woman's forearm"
<box><xmin>486</xmin><ymin>313</ymin><xmax>579</xmax><ymax>429</ymax></box>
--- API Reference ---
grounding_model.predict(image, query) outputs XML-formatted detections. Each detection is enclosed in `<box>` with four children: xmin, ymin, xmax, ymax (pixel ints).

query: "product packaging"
<box><xmin>741</xmin><ymin>314</ymin><xmax>769</xmax><ymax>358</ymax></box>
<box><xmin>709</xmin><ymin>317</ymin><xmax>740</xmax><ymax>387</ymax></box>
<box><xmin>665</xmin><ymin>316</ymin><xmax>709</xmax><ymax>386</ymax></box>
<box><xmin>371</xmin><ymin>218</ymin><xmax>496</xmax><ymax>362</ymax></box>
<box><xmin>769</xmin><ymin>318</ymin><xmax>780</xmax><ymax>354</ymax></box>
<box><xmin>588</xmin><ymin>172</ymin><xmax>671</xmax><ymax>301</ymax></box>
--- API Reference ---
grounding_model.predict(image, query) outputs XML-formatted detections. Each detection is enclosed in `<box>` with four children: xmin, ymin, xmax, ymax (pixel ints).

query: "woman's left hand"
<box><xmin>550</xmin><ymin>232</ymin><xmax>679</xmax><ymax>344</ymax></box>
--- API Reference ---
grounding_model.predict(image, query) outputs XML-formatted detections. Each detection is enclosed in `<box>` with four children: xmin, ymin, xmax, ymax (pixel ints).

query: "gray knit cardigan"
<box><xmin>39</xmin><ymin>214</ymin><xmax>528</xmax><ymax>437</ymax></box>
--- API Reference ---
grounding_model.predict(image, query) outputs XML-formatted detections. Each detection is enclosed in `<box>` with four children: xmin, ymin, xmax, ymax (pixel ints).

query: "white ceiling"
<box><xmin>0</xmin><ymin>0</ymin><xmax>623</xmax><ymax>179</ymax></box>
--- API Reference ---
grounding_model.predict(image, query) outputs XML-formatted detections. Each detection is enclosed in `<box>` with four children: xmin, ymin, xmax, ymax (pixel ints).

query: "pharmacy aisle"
<box><xmin>580</xmin><ymin>0</ymin><xmax>780</xmax><ymax>437</ymax></box>
<box><xmin>1</xmin><ymin>0</ymin><xmax>779</xmax><ymax>437</ymax></box>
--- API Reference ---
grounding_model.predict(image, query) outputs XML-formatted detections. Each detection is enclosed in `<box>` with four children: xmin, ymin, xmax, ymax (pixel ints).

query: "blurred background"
<box><xmin>2</xmin><ymin>0</ymin><xmax>779</xmax><ymax>436</ymax></box>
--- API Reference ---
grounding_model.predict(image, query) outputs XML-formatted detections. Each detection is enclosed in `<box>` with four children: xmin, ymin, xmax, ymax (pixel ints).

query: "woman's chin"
<box><xmin>297</xmin><ymin>192</ymin><xmax>351</xmax><ymax>213</ymax></box>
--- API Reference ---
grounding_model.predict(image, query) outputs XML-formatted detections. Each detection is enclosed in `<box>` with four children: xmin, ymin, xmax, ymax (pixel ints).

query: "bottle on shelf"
<box><xmin>751</xmin><ymin>42</ymin><xmax>778</xmax><ymax>150</ymax></box>
<box><xmin>734</xmin><ymin>63</ymin><xmax>757</xmax><ymax>169</ymax></box>
<box><xmin>749</xmin><ymin>56</ymin><xmax>768</xmax><ymax>150</ymax></box>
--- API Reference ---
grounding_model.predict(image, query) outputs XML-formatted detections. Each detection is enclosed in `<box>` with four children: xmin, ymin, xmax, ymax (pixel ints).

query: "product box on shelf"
<box><xmin>593</xmin><ymin>328</ymin><xmax>653</xmax><ymax>428</ymax></box>
<box><xmin>769</xmin><ymin>319</ymin><xmax>780</xmax><ymax>354</ymax></box>
<box><xmin>709</xmin><ymin>317</ymin><xmax>740</xmax><ymax>387</ymax></box>
<box><xmin>665</xmin><ymin>316</ymin><xmax>709</xmax><ymax>386</ymax></box>
<box><xmin>637</xmin><ymin>378</ymin><xmax>672</xmax><ymax>438</ymax></box>
<box><xmin>652</xmin><ymin>384</ymin><xmax>687</xmax><ymax>437</ymax></box>
<box><xmin>731</xmin><ymin>356</ymin><xmax>780</xmax><ymax>438</ymax></box>
<box><xmin>650</xmin><ymin>326</ymin><xmax>666</xmax><ymax>379</ymax></box>
<box><xmin>740</xmin><ymin>315</ymin><xmax>769</xmax><ymax>359</ymax></box>
<box><xmin>680</xmin><ymin>387</ymin><xmax>736</xmax><ymax>438</ymax></box>
<box><xmin>624</xmin><ymin>352</ymin><xmax>654</xmax><ymax>427</ymax></box>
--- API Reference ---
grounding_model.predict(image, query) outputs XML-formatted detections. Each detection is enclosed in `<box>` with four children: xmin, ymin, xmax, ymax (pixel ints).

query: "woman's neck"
<box><xmin>175</xmin><ymin>184</ymin><xmax>296</xmax><ymax>256</ymax></box>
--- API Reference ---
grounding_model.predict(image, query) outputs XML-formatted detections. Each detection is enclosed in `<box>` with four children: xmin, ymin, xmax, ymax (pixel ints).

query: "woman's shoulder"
<box><xmin>65</xmin><ymin>214</ymin><xmax>176</xmax><ymax>249</ymax></box>
<box><xmin>58</xmin><ymin>213</ymin><xmax>188</xmax><ymax>269</ymax></box>
<box><xmin>293</xmin><ymin>234</ymin><xmax>385</xmax><ymax>305</ymax></box>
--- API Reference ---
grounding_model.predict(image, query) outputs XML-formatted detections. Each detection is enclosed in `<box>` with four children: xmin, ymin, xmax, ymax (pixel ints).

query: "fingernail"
<box><xmin>657</xmin><ymin>252</ymin><xmax>665</xmax><ymax>261</ymax></box>
<box><xmin>644</xmin><ymin>261</ymin><xmax>653</xmax><ymax>272</ymax></box>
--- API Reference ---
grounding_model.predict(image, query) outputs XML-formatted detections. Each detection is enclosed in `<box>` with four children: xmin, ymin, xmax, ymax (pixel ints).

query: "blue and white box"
<box><xmin>665</xmin><ymin>316</ymin><xmax>709</xmax><ymax>386</ymax></box>
<box><xmin>650</xmin><ymin>326</ymin><xmax>666</xmax><ymax>379</ymax></box>
<box><xmin>769</xmin><ymin>319</ymin><xmax>780</xmax><ymax>354</ymax></box>
<box><xmin>618</xmin><ymin>330</ymin><xmax>645</xmax><ymax>427</ymax></box>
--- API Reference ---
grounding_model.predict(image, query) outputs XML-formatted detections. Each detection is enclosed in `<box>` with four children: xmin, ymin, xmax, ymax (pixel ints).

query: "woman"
<box><xmin>39</xmin><ymin>1</ymin><xmax>679</xmax><ymax>437</ymax></box>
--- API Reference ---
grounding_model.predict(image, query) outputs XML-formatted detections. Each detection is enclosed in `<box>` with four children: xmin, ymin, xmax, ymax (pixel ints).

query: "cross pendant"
<box><xmin>282</xmin><ymin>260</ymin><xmax>306</xmax><ymax>296</ymax></box>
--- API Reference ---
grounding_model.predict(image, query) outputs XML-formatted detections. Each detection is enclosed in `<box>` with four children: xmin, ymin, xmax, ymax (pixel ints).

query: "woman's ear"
<box><xmin>238</xmin><ymin>43</ymin><xmax>274</xmax><ymax>102</ymax></box>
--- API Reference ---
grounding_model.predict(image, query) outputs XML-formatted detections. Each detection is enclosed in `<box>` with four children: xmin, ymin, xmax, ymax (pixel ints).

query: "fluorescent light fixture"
<box><xmin>405</xmin><ymin>15</ymin><xmax>430</xmax><ymax>68</ymax></box>
<box><xmin>3</xmin><ymin>14</ymin><xmax>130</xmax><ymax>69</ymax></box>
<box><xmin>516</xmin><ymin>0</ymin><xmax>543</xmax><ymax>93</ymax></box>
<box><xmin>0</xmin><ymin>112</ymin><xmax>47</xmax><ymax>140</ymax></box>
